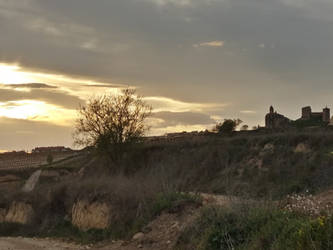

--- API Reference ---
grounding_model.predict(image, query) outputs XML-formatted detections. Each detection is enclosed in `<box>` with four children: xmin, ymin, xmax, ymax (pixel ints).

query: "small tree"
<box><xmin>47</xmin><ymin>154</ymin><xmax>53</xmax><ymax>165</ymax></box>
<box><xmin>241</xmin><ymin>124</ymin><xmax>249</xmax><ymax>131</ymax></box>
<box><xmin>73</xmin><ymin>88</ymin><xmax>152</xmax><ymax>162</ymax></box>
<box><xmin>215</xmin><ymin>119</ymin><xmax>242</xmax><ymax>134</ymax></box>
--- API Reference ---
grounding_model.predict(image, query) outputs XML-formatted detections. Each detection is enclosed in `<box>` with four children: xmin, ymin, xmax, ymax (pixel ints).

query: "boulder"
<box><xmin>72</xmin><ymin>200</ymin><xmax>112</xmax><ymax>231</ymax></box>
<box><xmin>132</xmin><ymin>232</ymin><xmax>145</xmax><ymax>241</ymax></box>
<box><xmin>5</xmin><ymin>202</ymin><xmax>34</xmax><ymax>224</ymax></box>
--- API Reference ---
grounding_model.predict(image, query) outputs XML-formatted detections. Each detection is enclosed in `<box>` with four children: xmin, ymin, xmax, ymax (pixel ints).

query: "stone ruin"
<box><xmin>265</xmin><ymin>105</ymin><xmax>332</xmax><ymax>129</ymax></box>
<box><xmin>265</xmin><ymin>106</ymin><xmax>291</xmax><ymax>129</ymax></box>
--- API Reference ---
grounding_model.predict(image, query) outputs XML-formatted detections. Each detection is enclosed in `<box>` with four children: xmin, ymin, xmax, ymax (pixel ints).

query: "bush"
<box><xmin>46</xmin><ymin>154</ymin><xmax>53</xmax><ymax>164</ymax></box>
<box><xmin>176</xmin><ymin>205</ymin><xmax>333</xmax><ymax>250</ymax></box>
<box><xmin>215</xmin><ymin>119</ymin><xmax>242</xmax><ymax>135</ymax></box>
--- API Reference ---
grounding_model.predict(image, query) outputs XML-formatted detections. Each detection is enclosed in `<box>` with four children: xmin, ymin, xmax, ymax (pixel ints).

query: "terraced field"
<box><xmin>0</xmin><ymin>152</ymin><xmax>78</xmax><ymax>170</ymax></box>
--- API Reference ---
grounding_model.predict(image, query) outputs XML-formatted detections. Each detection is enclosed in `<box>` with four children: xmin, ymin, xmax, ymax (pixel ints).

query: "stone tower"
<box><xmin>302</xmin><ymin>106</ymin><xmax>312</xmax><ymax>120</ymax></box>
<box><xmin>270</xmin><ymin>106</ymin><xmax>274</xmax><ymax>114</ymax></box>
<box><xmin>323</xmin><ymin>107</ymin><xmax>330</xmax><ymax>123</ymax></box>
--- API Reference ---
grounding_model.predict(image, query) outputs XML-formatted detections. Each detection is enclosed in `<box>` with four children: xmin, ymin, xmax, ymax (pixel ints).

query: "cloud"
<box><xmin>3</xmin><ymin>83</ymin><xmax>57</xmax><ymax>89</ymax></box>
<box><xmin>2</xmin><ymin>0</ymin><xmax>333</xmax><ymax>149</ymax></box>
<box><xmin>152</xmin><ymin>111</ymin><xmax>216</xmax><ymax>128</ymax></box>
<box><xmin>193</xmin><ymin>41</ymin><xmax>224</xmax><ymax>48</ymax></box>
<box><xmin>0</xmin><ymin>117</ymin><xmax>73</xmax><ymax>151</ymax></box>
<box><xmin>240</xmin><ymin>110</ymin><xmax>256</xmax><ymax>114</ymax></box>
<box><xmin>0</xmin><ymin>86</ymin><xmax>84</xmax><ymax>109</ymax></box>
<box><xmin>145</xmin><ymin>96</ymin><xmax>227</xmax><ymax>113</ymax></box>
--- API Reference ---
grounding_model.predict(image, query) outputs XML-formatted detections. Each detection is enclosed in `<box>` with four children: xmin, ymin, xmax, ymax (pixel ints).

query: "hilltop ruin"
<box><xmin>265</xmin><ymin>105</ymin><xmax>331</xmax><ymax>129</ymax></box>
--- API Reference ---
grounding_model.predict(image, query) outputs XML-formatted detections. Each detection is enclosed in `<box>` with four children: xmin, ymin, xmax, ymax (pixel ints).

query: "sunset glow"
<box><xmin>1</xmin><ymin>0</ymin><xmax>332</xmax><ymax>150</ymax></box>
<box><xmin>0</xmin><ymin>64</ymin><xmax>36</xmax><ymax>84</ymax></box>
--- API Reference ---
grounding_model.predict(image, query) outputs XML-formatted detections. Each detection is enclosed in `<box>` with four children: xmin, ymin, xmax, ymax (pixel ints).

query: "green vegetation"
<box><xmin>176</xmin><ymin>205</ymin><xmax>333</xmax><ymax>250</ymax></box>
<box><xmin>46</xmin><ymin>154</ymin><xmax>53</xmax><ymax>164</ymax></box>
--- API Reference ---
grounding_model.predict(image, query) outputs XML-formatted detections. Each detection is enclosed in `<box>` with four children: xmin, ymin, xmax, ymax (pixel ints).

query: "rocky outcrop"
<box><xmin>22</xmin><ymin>170</ymin><xmax>42</xmax><ymax>192</ymax></box>
<box><xmin>5</xmin><ymin>202</ymin><xmax>34</xmax><ymax>224</ymax></box>
<box><xmin>71</xmin><ymin>200</ymin><xmax>112</xmax><ymax>231</ymax></box>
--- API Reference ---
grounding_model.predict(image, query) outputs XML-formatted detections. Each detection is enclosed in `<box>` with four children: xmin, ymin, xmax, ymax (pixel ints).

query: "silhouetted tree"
<box><xmin>73</xmin><ymin>88</ymin><xmax>152</xmax><ymax>162</ymax></box>
<box><xmin>215</xmin><ymin>119</ymin><xmax>242</xmax><ymax>134</ymax></box>
<box><xmin>241</xmin><ymin>124</ymin><xmax>249</xmax><ymax>131</ymax></box>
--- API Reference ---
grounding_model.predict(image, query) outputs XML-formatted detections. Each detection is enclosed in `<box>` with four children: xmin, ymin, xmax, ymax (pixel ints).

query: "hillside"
<box><xmin>2</xmin><ymin>130</ymin><xmax>333</xmax><ymax>249</ymax></box>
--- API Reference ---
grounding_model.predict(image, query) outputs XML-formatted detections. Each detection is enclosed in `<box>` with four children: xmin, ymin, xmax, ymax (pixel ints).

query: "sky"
<box><xmin>1</xmin><ymin>0</ymin><xmax>333</xmax><ymax>151</ymax></box>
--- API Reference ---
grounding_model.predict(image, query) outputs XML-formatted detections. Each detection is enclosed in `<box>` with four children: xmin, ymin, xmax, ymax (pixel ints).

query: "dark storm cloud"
<box><xmin>0</xmin><ymin>117</ymin><xmax>73</xmax><ymax>150</ymax></box>
<box><xmin>153</xmin><ymin>111</ymin><xmax>215</xmax><ymax>128</ymax></box>
<box><xmin>0</xmin><ymin>87</ymin><xmax>84</xmax><ymax>109</ymax></box>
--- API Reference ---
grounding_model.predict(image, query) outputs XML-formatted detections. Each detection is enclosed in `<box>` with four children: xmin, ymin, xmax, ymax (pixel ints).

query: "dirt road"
<box><xmin>0</xmin><ymin>237</ymin><xmax>85</xmax><ymax>250</ymax></box>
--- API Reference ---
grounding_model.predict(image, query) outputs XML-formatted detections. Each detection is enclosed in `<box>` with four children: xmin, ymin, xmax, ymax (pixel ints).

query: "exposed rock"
<box><xmin>294</xmin><ymin>143</ymin><xmax>310</xmax><ymax>153</ymax></box>
<box><xmin>72</xmin><ymin>200</ymin><xmax>112</xmax><ymax>231</ymax></box>
<box><xmin>5</xmin><ymin>202</ymin><xmax>34</xmax><ymax>224</ymax></box>
<box><xmin>0</xmin><ymin>208</ymin><xmax>6</xmax><ymax>223</ymax></box>
<box><xmin>22</xmin><ymin>170</ymin><xmax>42</xmax><ymax>192</ymax></box>
<box><xmin>132</xmin><ymin>232</ymin><xmax>145</xmax><ymax>241</ymax></box>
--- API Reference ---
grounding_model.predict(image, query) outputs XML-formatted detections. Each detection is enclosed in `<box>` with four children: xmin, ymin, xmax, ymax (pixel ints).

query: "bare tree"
<box><xmin>73</xmin><ymin>88</ymin><xmax>152</xmax><ymax>162</ymax></box>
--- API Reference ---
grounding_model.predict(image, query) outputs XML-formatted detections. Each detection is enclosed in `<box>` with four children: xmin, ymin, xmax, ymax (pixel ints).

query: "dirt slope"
<box><xmin>2</xmin><ymin>191</ymin><xmax>333</xmax><ymax>250</ymax></box>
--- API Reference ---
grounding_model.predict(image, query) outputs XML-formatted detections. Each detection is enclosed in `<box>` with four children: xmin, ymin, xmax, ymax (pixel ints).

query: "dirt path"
<box><xmin>0</xmin><ymin>237</ymin><xmax>85</xmax><ymax>250</ymax></box>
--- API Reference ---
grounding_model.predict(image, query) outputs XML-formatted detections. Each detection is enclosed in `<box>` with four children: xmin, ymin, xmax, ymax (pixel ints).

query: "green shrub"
<box><xmin>176</xmin><ymin>205</ymin><xmax>333</xmax><ymax>250</ymax></box>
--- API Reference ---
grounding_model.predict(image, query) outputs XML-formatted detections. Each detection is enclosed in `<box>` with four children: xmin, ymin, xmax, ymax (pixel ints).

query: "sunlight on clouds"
<box><xmin>193</xmin><ymin>41</ymin><xmax>224</xmax><ymax>48</ymax></box>
<box><xmin>145</xmin><ymin>96</ymin><xmax>227</xmax><ymax>113</ymax></box>
<box><xmin>240</xmin><ymin>110</ymin><xmax>256</xmax><ymax>114</ymax></box>
<box><xmin>0</xmin><ymin>64</ymin><xmax>36</xmax><ymax>84</ymax></box>
<box><xmin>0</xmin><ymin>62</ymin><xmax>226</xmax><ymax>138</ymax></box>
<box><xmin>0</xmin><ymin>100</ymin><xmax>75</xmax><ymax>126</ymax></box>
<box><xmin>0</xmin><ymin>62</ymin><xmax>122</xmax><ymax>96</ymax></box>
<box><xmin>0</xmin><ymin>100</ymin><xmax>44</xmax><ymax>119</ymax></box>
